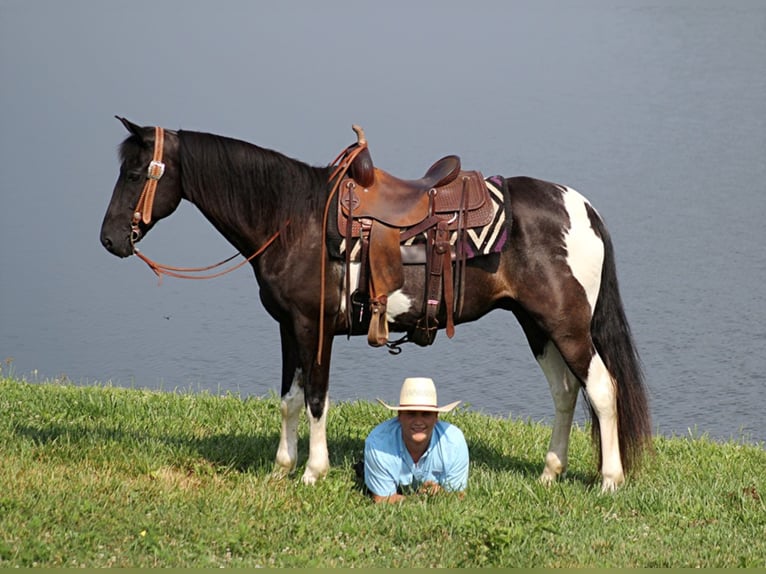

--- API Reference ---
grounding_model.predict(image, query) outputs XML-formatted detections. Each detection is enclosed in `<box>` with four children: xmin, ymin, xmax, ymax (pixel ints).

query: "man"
<box><xmin>363</xmin><ymin>377</ymin><xmax>469</xmax><ymax>503</ymax></box>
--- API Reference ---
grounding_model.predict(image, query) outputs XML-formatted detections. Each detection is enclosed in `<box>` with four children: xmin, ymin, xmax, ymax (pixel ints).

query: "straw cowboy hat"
<box><xmin>378</xmin><ymin>377</ymin><xmax>461</xmax><ymax>413</ymax></box>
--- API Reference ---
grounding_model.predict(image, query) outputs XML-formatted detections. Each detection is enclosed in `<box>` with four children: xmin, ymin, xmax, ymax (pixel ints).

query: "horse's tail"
<box><xmin>589</xmin><ymin>212</ymin><xmax>653</xmax><ymax>474</ymax></box>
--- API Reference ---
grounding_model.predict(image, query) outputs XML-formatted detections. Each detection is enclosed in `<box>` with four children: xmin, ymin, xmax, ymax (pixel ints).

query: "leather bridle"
<box><xmin>125</xmin><ymin>124</ymin><xmax>371</xmax><ymax>366</ymax></box>
<box><xmin>127</xmin><ymin>125</ymin><xmax>283</xmax><ymax>282</ymax></box>
<box><xmin>130</xmin><ymin>126</ymin><xmax>166</xmax><ymax>244</ymax></box>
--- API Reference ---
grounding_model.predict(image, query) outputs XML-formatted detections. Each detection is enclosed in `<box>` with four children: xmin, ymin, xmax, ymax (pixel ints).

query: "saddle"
<box><xmin>333</xmin><ymin>126</ymin><xmax>492</xmax><ymax>348</ymax></box>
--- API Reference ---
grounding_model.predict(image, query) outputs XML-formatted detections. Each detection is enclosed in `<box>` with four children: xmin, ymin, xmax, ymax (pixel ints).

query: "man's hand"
<box><xmin>372</xmin><ymin>493</ymin><xmax>406</xmax><ymax>504</ymax></box>
<box><xmin>418</xmin><ymin>481</ymin><xmax>442</xmax><ymax>496</ymax></box>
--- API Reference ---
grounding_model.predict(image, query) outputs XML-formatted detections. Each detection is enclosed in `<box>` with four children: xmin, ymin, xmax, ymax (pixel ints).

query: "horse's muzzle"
<box><xmin>100</xmin><ymin>231</ymin><xmax>135</xmax><ymax>258</ymax></box>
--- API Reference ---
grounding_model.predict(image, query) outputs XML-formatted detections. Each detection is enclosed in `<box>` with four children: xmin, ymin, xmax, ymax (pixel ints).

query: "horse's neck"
<box><xmin>184</xmin><ymin>186</ymin><xmax>275</xmax><ymax>256</ymax></box>
<box><xmin>179</xmin><ymin>137</ymin><xmax>329</xmax><ymax>253</ymax></box>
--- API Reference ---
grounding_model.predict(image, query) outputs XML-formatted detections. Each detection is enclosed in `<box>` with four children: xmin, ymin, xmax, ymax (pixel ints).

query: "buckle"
<box><xmin>147</xmin><ymin>160</ymin><xmax>165</xmax><ymax>180</ymax></box>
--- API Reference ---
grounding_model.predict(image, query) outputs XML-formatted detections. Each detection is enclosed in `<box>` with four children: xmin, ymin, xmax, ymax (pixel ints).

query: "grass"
<box><xmin>0</xmin><ymin>373</ymin><xmax>764</xmax><ymax>567</ymax></box>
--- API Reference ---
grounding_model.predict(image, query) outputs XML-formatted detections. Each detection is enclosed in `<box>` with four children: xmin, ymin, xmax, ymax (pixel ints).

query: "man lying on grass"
<box><xmin>362</xmin><ymin>377</ymin><xmax>469</xmax><ymax>503</ymax></box>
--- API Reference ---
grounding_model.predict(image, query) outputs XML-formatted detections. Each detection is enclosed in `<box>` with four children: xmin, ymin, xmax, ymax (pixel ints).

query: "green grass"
<box><xmin>0</xmin><ymin>374</ymin><xmax>763</xmax><ymax>567</ymax></box>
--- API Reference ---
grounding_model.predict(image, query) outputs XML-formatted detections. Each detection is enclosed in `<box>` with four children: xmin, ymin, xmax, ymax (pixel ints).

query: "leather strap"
<box><xmin>437</xmin><ymin>221</ymin><xmax>455</xmax><ymax>338</ymax></box>
<box><xmin>128</xmin><ymin>126</ymin><xmax>285</xmax><ymax>283</ymax></box>
<box><xmin>317</xmin><ymin>140</ymin><xmax>370</xmax><ymax>364</ymax></box>
<box><xmin>453</xmin><ymin>178</ymin><xmax>469</xmax><ymax>319</ymax></box>
<box><xmin>344</xmin><ymin>190</ymin><xmax>355</xmax><ymax>330</ymax></box>
<box><xmin>132</xmin><ymin>126</ymin><xmax>165</xmax><ymax>229</ymax></box>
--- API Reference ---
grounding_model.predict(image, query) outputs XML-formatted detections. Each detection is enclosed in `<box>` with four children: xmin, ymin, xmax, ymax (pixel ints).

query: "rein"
<box><xmin>133</xmin><ymin>232</ymin><xmax>282</xmax><ymax>282</ymax></box>
<box><xmin>130</xmin><ymin>124</ymin><xmax>365</xmax><ymax>365</ymax></box>
<box><xmin>129</xmin><ymin>125</ymin><xmax>285</xmax><ymax>283</ymax></box>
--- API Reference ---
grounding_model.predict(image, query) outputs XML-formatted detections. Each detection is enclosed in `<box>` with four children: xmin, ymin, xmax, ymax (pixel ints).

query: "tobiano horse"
<box><xmin>100</xmin><ymin>117</ymin><xmax>651</xmax><ymax>492</ymax></box>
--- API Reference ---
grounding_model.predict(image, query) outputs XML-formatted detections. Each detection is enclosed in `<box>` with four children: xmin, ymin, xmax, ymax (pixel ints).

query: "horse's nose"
<box><xmin>100</xmin><ymin>232</ymin><xmax>115</xmax><ymax>253</ymax></box>
<box><xmin>100</xmin><ymin>230</ymin><xmax>133</xmax><ymax>258</ymax></box>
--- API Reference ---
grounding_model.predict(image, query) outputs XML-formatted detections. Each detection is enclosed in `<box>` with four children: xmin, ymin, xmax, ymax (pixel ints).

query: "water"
<box><xmin>1</xmin><ymin>1</ymin><xmax>764</xmax><ymax>445</ymax></box>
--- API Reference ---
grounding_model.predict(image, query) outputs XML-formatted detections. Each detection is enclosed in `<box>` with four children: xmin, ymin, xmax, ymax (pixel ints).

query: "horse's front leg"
<box><xmin>274</xmin><ymin>317</ymin><xmax>334</xmax><ymax>484</ymax></box>
<box><xmin>302</xmin><ymin>388</ymin><xmax>329</xmax><ymax>485</ymax></box>
<box><xmin>275</xmin><ymin>323</ymin><xmax>304</xmax><ymax>477</ymax></box>
<box><xmin>300</xmin><ymin>328</ymin><xmax>334</xmax><ymax>485</ymax></box>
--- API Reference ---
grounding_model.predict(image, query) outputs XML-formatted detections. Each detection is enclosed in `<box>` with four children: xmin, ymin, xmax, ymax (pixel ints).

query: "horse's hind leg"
<box><xmin>581</xmin><ymin>351</ymin><xmax>623</xmax><ymax>491</ymax></box>
<box><xmin>554</xmin><ymin>334</ymin><xmax>623</xmax><ymax>491</ymax></box>
<box><xmin>536</xmin><ymin>340</ymin><xmax>581</xmax><ymax>485</ymax></box>
<box><xmin>542</xmin><ymin>333</ymin><xmax>624</xmax><ymax>491</ymax></box>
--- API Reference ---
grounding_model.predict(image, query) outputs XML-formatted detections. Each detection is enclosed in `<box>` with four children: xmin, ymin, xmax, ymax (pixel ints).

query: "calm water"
<box><xmin>1</xmin><ymin>1</ymin><xmax>764</xmax><ymax>445</ymax></box>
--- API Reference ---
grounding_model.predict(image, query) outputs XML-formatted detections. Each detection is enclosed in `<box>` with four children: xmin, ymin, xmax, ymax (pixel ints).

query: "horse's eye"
<box><xmin>125</xmin><ymin>171</ymin><xmax>142</xmax><ymax>183</ymax></box>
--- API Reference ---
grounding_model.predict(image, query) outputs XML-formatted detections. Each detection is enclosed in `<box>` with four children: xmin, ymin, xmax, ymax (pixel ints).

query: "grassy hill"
<box><xmin>0</xmin><ymin>375</ymin><xmax>763</xmax><ymax>567</ymax></box>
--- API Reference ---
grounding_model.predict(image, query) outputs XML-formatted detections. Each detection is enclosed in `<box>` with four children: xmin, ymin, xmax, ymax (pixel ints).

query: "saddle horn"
<box><xmin>349</xmin><ymin>124</ymin><xmax>374</xmax><ymax>188</ymax></box>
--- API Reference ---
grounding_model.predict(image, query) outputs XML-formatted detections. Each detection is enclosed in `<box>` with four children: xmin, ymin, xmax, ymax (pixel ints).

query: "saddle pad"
<box><xmin>336</xmin><ymin>175</ymin><xmax>510</xmax><ymax>262</ymax></box>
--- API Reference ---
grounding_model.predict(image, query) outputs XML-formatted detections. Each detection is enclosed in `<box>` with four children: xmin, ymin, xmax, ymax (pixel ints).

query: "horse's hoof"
<box><xmin>270</xmin><ymin>466</ymin><xmax>291</xmax><ymax>480</ymax></box>
<box><xmin>539</xmin><ymin>471</ymin><xmax>557</xmax><ymax>486</ymax></box>
<box><xmin>301</xmin><ymin>464</ymin><xmax>329</xmax><ymax>485</ymax></box>
<box><xmin>301</xmin><ymin>469</ymin><xmax>326</xmax><ymax>485</ymax></box>
<box><xmin>600</xmin><ymin>474</ymin><xmax>624</xmax><ymax>493</ymax></box>
<box><xmin>541</xmin><ymin>452</ymin><xmax>566</xmax><ymax>486</ymax></box>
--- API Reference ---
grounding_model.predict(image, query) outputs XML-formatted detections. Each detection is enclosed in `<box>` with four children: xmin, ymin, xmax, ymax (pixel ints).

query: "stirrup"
<box><xmin>367</xmin><ymin>296</ymin><xmax>389</xmax><ymax>347</ymax></box>
<box><xmin>410</xmin><ymin>316</ymin><xmax>439</xmax><ymax>347</ymax></box>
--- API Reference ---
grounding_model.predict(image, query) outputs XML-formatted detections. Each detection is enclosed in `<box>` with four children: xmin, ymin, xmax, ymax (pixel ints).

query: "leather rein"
<box><xmin>317</xmin><ymin>138</ymin><xmax>370</xmax><ymax>364</ymax></box>
<box><xmin>129</xmin><ymin>126</ymin><xmax>283</xmax><ymax>282</ymax></box>
<box><xmin>130</xmin><ymin>124</ymin><xmax>366</xmax><ymax>366</ymax></box>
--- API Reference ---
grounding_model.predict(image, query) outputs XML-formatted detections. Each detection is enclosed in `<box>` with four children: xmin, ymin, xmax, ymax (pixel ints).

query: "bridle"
<box><xmin>128</xmin><ymin>126</ymin><xmax>283</xmax><ymax>282</ymax></box>
<box><xmin>130</xmin><ymin>126</ymin><xmax>166</xmax><ymax>244</ymax></box>
<box><xmin>127</xmin><ymin>124</ymin><xmax>364</xmax><ymax>366</ymax></box>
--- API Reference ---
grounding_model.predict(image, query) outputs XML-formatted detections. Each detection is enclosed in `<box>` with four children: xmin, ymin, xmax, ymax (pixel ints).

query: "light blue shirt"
<box><xmin>364</xmin><ymin>417</ymin><xmax>469</xmax><ymax>497</ymax></box>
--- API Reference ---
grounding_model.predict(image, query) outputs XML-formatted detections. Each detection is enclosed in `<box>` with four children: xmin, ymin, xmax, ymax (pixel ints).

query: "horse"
<box><xmin>100</xmin><ymin>117</ymin><xmax>651</xmax><ymax>492</ymax></box>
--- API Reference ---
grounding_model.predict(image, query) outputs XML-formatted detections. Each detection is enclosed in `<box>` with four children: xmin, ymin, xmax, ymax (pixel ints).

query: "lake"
<box><xmin>1</xmin><ymin>0</ymin><xmax>764</xmax><ymax>445</ymax></box>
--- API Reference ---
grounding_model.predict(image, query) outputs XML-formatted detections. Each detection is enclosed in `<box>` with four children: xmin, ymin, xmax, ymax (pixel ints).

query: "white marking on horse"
<box><xmin>386</xmin><ymin>288</ymin><xmax>414</xmax><ymax>320</ymax></box>
<box><xmin>340</xmin><ymin>263</ymin><xmax>413</xmax><ymax>332</ymax></box>
<box><xmin>302</xmin><ymin>394</ymin><xmax>330</xmax><ymax>484</ymax></box>
<box><xmin>339</xmin><ymin>263</ymin><xmax>361</xmax><ymax>316</ymax></box>
<box><xmin>536</xmin><ymin>341</ymin><xmax>581</xmax><ymax>484</ymax></box>
<box><xmin>275</xmin><ymin>372</ymin><xmax>304</xmax><ymax>475</ymax></box>
<box><xmin>275</xmin><ymin>371</ymin><xmax>330</xmax><ymax>484</ymax></box>
<box><xmin>559</xmin><ymin>186</ymin><xmax>604</xmax><ymax>312</ymax></box>
<box><xmin>584</xmin><ymin>352</ymin><xmax>624</xmax><ymax>491</ymax></box>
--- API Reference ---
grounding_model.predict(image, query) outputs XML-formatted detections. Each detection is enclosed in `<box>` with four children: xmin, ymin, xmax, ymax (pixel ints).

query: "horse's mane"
<box><xmin>177</xmin><ymin>130</ymin><xmax>332</xmax><ymax>234</ymax></box>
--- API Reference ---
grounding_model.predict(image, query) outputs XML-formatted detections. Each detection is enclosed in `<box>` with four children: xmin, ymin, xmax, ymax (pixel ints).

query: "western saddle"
<box><xmin>326</xmin><ymin>125</ymin><xmax>492</xmax><ymax>350</ymax></box>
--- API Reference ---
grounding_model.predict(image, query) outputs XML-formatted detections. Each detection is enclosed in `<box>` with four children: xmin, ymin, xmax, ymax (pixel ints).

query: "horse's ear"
<box><xmin>115</xmin><ymin>116</ymin><xmax>144</xmax><ymax>138</ymax></box>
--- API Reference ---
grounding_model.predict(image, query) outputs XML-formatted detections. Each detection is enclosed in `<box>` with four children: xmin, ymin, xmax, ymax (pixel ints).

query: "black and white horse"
<box><xmin>100</xmin><ymin>118</ymin><xmax>651</xmax><ymax>491</ymax></box>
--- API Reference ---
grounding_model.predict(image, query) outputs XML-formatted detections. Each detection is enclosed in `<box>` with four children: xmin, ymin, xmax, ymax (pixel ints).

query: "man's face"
<box><xmin>398</xmin><ymin>410</ymin><xmax>438</xmax><ymax>449</ymax></box>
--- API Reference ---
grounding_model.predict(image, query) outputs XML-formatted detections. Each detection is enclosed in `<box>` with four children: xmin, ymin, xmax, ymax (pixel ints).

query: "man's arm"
<box><xmin>440</xmin><ymin>425</ymin><xmax>470</xmax><ymax>492</ymax></box>
<box><xmin>364</xmin><ymin>431</ymin><xmax>401</xmax><ymax>501</ymax></box>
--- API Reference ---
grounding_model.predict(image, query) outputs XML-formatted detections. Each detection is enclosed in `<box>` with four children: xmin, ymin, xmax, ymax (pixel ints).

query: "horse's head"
<box><xmin>100</xmin><ymin>117</ymin><xmax>182</xmax><ymax>258</ymax></box>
